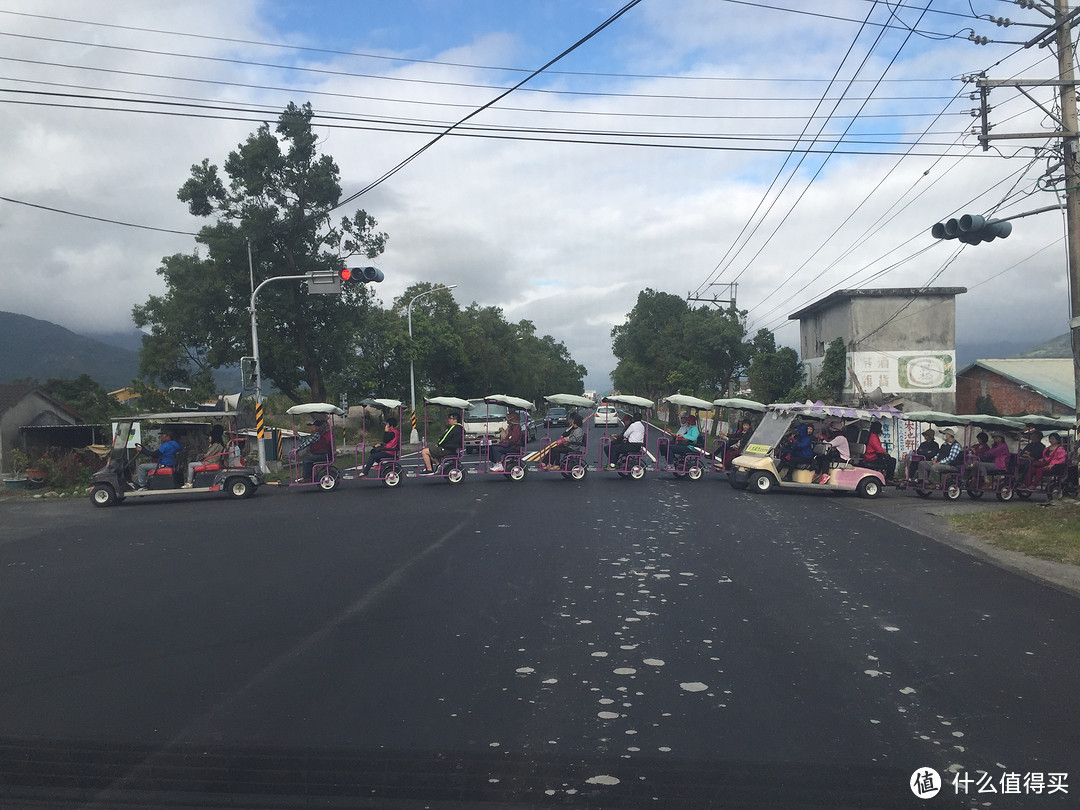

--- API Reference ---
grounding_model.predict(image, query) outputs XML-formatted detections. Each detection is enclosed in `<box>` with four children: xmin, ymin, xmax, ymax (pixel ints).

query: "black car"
<box><xmin>545</xmin><ymin>407</ymin><xmax>568</xmax><ymax>428</ymax></box>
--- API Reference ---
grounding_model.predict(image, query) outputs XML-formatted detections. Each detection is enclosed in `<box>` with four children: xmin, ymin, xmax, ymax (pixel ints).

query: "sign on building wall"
<box><xmin>846</xmin><ymin>350</ymin><xmax>956</xmax><ymax>394</ymax></box>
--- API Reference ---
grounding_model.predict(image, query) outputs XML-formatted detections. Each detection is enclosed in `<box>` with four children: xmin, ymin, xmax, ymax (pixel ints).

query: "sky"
<box><xmin>0</xmin><ymin>0</ymin><xmax>1074</xmax><ymax>393</ymax></box>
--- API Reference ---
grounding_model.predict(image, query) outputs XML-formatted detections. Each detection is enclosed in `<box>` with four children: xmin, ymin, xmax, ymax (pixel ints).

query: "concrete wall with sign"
<box><xmin>790</xmin><ymin>287</ymin><xmax>965</xmax><ymax>412</ymax></box>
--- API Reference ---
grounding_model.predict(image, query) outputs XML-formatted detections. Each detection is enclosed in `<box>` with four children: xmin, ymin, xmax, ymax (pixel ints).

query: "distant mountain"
<box><xmin>83</xmin><ymin>329</ymin><xmax>149</xmax><ymax>353</ymax></box>
<box><xmin>1012</xmin><ymin>332</ymin><xmax>1071</xmax><ymax>359</ymax></box>
<box><xmin>0</xmin><ymin>311</ymin><xmax>140</xmax><ymax>389</ymax></box>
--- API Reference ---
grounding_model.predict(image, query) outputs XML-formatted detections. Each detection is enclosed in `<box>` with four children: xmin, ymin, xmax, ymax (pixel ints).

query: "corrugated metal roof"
<box><xmin>963</xmin><ymin>359</ymin><xmax>1075</xmax><ymax>409</ymax></box>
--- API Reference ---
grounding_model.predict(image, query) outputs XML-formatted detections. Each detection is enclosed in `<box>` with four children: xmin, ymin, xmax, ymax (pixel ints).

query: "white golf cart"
<box><xmin>729</xmin><ymin>401</ymin><xmax>898</xmax><ymax>498</ymax></box>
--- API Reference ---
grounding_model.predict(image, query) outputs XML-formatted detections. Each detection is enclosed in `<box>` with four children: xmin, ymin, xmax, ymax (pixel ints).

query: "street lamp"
<box><xmin>408</xmin><ymin>284</ymin><xmax>457</xmax><ymax>444</ymax></box>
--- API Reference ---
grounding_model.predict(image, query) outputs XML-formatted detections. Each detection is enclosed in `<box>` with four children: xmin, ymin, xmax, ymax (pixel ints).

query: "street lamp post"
<box><xmin>407</xmin><ymin>284</ymin><xmax>457</xmax><ymax>444</ymax></box>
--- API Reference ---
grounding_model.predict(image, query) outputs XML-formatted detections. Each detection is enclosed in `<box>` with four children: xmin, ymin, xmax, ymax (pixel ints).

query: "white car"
<box><xmin>593</xmin><ymin>405</ymin><xmax>620</xmax><ymax>426</ymax></box>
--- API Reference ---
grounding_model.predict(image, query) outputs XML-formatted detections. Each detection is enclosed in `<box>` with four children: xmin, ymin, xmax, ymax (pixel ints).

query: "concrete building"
<box><xmin>957</xmin><ymin>359</ymin><xmax>1074</xmax><ymax>416</ymax></box>
<box><xmin>789</xmin><ymin>287</ymin><xmax>966</xmax><ymax>412</ymax></box>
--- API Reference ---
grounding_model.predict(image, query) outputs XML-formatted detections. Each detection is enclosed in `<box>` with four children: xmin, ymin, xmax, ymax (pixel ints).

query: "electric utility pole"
<box><xmin>1054</xmin><ymin>0</ymin><xmax>1080</xmax><ymax>417</ymax></box>
<box><xmin>972</xmin><ymin>0</ymin><xmax>1080</xmax><ymax>413</ymax></box>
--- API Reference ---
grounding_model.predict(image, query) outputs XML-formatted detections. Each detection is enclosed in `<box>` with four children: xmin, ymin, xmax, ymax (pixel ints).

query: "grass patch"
<box><xmin>948</xmin><ymin>500</ymin><xmax>1080</xmax><ymax>566</ymax></box>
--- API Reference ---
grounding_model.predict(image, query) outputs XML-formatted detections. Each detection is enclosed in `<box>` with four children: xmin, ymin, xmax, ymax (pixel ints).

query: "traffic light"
<box><xmin>340</xmin><ymin>266</ymin><xmax>384</xmax><ymax>284</ymax></box>
<box><xmin>931</xmin><ymin>214</ymin><xmax>1012</xmax><ymax>245</ymax></box>
<box><xmin>241</xmin><ymin>356</ymin><xmax>258</xmax><ymax>389</ymax></box>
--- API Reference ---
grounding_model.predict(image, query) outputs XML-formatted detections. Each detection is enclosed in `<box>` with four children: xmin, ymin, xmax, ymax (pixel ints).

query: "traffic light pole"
<box><xmin>1054</xmin><ymin>0</ymin><xmax>1080</xmax><ymax>418</ymax></box>
<box><xmin>248</xmin><ymin>271</ymin><xmax>335</xmax><ymax>472</ymax></box>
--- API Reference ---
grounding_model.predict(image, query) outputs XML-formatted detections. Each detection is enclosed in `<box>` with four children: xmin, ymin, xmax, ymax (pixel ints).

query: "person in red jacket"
<box><xmin>1025</xmin><ymin>432</ymin><xmax>1067</xmax><ymax>488</ymax></box>
<box><xmin>360</xmin><ymin>416</ymin><xmax>400</xmax><ymax>476</ymax></box>
<box><xmin>858</xmin><ymin>421</ymin><xmax>896</xmax><ymax>480</ymax></box>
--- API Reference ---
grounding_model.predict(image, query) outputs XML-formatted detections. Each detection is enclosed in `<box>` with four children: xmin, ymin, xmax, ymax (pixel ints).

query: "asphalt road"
<box><xmin>1</xmin><ymin>469</ymin><xmax>1077</xmax><ymax>809</ymax></box>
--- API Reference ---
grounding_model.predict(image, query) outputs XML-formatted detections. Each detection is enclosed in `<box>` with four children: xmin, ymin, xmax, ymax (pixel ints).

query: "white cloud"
<box><xmin>0</xmin><ymin>0</ymin><xmax>1072</xmax><ymax>391</ymax></box>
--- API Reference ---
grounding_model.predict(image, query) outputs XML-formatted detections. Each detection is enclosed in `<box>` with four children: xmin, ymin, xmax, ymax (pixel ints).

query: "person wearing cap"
<box><xmin>420</xmin><ymin>411</ymin><xmax>463</xmax><ymax>475</ymax></box>
<box><xmin>294</xmin><ymin>417</ymin><xmax>333</xmax><ymax>483</ymax></box>
<box><xmin>488</xmin><ymin>410</ymin><xmax>524</xmax><ymax>472</ymax></box>
<box><xmin>360</xmin><ymin>415</ymin><xmax>400</xmax><ymax>477</ymax></box>
<box><xmin>971</xmin><ymin>432</ymin><xmax>1011</xmax><ymax>488</ymax></box>
<box><xmin>917</xmin><ymin>428</ymin><xmax>963</xmax><ymax>486</ymax></box>
<box><xmin>133</xmin><ymin>429</ymin><xmax>183</xmax><ymax>489</ymax></box>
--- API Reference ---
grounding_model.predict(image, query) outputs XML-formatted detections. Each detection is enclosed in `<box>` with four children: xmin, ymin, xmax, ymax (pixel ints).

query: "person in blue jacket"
<box><xmin>780</xmin><ymin>423</ymin><xmax>815</xmax><ymax>478</ymax></box>
<box><xmin>134</xmin><ymin>429</ymin><xmax>182</xmax><ymax>489</ymax></box>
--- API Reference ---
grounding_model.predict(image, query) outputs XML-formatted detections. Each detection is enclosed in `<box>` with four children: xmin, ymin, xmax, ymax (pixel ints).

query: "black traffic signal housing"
<box><xmin>931</xmin><ymin>214</ymin><xmax>1011</xmax><ymax>245</ymax></box>
<box><xmin>339</xmin><ymin>266</ymin><xmax>384</xmax><ymax>284</ymax></box>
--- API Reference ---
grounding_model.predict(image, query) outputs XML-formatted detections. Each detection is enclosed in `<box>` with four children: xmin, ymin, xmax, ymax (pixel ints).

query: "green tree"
<box><xmin>42</xmin><ymin>375</ymin><xmax>120</xmax><ymax>424</ymax></box>
<box><xmin>611</xmin><ymin>290</ymin><xmax>744</xmax><ymax>401</ymax></box>
<box><xmin>746</xmin><ymin>329</ymin><xmax>805</xmax><ymax>404</ymax></box>
<box><xmin>815</xmin><ymin>337</ymin><xmax>848</xmax><ymax>403</ymax></box>
<box><xmin>133</xmin><ymin>102</ymin><xmax>387</xmax><ymax>403</ymax></box>
<box><xmin>392</xmin><ymin>283</ymin><xmax>467</xmax><ymax>397</ymax></box>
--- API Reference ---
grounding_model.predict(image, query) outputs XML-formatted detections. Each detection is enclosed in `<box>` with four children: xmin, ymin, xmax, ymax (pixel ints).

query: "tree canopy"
<box><xmin>133</xmin><ymin>102</ymin><xmax>387</xmax><ymax>403</ymax></box>
<box><xmin>610</xmin><ymin>289</ymin><xmax>747</xmax><ymax>401</ymax></box>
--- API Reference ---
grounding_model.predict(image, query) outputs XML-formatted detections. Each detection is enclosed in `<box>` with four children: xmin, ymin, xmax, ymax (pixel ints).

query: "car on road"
<box><xmin>593</xmin><ymin>404</ymin><xmax>620</xmax><ymax>426</ymax></box>
<box><xmin>545</xmin><ymin>406</ymin><xmax>568</xmax><ymax>428</ymax></box>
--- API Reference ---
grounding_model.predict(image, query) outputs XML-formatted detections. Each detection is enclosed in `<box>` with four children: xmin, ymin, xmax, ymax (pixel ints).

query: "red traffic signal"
<box><xmin>338</xmin><ymin>266</ymin><xmax>384</xmax><ymax>284</ymax></box>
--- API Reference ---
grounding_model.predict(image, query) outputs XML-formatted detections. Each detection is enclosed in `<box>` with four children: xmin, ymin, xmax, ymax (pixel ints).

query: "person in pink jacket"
<box><xmin>1025</xmin><ymin>432</ymin><xmax>1067</xmax><ymax>488</ymax></box>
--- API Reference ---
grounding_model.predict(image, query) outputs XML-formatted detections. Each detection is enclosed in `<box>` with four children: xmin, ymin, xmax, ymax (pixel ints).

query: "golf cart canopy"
<box><xmin>545</xmin><ymin>394</ymin><xmax>596</xmax><ymax>408</ymax></box>
<box><xmin>712</xmin><ymin>398</ymin><xmax>767</xmax><ymax>413</ymax></box>
<box><xmin>663</xmin><ymin>394</ymin><xmax>712</xmax><ymax>410</ymax></box>
<box><xmin>602</xmin><ymin>394</ymin><xmax>655</xmax><ymax>408</ymax></box>
<box><xmin>483</xmin><ymin>394</ymin><xmax>534</xmax><ymax>410</ymax></box>
<box><xmin>360</xmin><ymin>398</ymin><xmax>404</xmax><ymax>410</ymax></box>
<box><xmin>285</xmin><ymin>403</ymin><xmax>346</xmax><ymax>417</ymax></box>
<box><xmin>425</xmin><ymin>396</ymin><xmax>471</xmax><ymax>410</ymax></box>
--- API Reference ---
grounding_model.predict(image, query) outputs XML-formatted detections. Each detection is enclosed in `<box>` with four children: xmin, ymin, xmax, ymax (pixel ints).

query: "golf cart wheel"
<box><xmin>1016</xmin><ymin>489</ymin><xmax>1032</xmax><ymax>500</ymax></box>
<box><xmin>90</xmin><ymin>484</ymin><xmax>117</xmax><ymax>507</ymax></box>
<box><xmin>996</xmin><ymin>486</ymin><xmax>1014</xmax><ymax>502</ymax></box>
<box><xmin>749</xmin><ymin>471</ymin><xmax>775</xmax><ymax>493</ymax></box>
<box><xmin>687</xmin><ymin>464</ymin><xmax>703</xmax><ymax>481</ymax></box>
<box><xmin>729</xmin><ymin>476</ymin><xmax>749</xmax><ymax>490</ymax></box>
<box><xmin>447</xmin><ymin>467</ymin><xmax>464</xmax><ymax>484</ymax></box>
<box><xmin>673</xmin><ymin>472</ymin><xmax>687</xmax><ymax>480</ymax></box>
<box><xmin>383</xmin><ymin>467</ymin><xmax>402</xmax><ymax>488</ymax></box>
<box><xmin>966</xmin><ymin>488</ymin><xmax>984</xmax><ymax>500</ymax></box>
<box><xmin>1048</xmin><ymin>483</ymin><xmax>1064</xmax><ymax>499</ymax></box>
<box><xmin>508</xmin><ymin>465</ymin><xmax>526</xmax><ymax>482</ymax></box>
<box><xmin>570</xmin><ymin>464</ymin><xmax>587</xmax><ymax>481</ymax></box>
<box><xmin>228</xmin><ymin>477</ymin><xmax>252</xmax><ymax>499</ymax></box>
<box><xmin>944</xmin><ymin>482</ymin><xmax>962</xmax><ymax>501</ymax></box>
<box><xmin>629</xmin><ymin>465</ymin><xmax>645</xmax><ymax>481</ymax></box>
<box><xmin>856</xmin><ymin>477</ymin><xmax>881</xmax><ymax>499</ymax></box>
<box><xmin>915</xmin><ymin>488</ymin><xmax>932</xmax><ymax>499</ymax></box>
<box><xmin>318</xmin><ymin>468</ymin><xmax>339</xmax><ymax>491</ymax></box>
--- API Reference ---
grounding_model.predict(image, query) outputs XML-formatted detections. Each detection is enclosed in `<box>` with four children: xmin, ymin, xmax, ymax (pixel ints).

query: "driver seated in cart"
<box><xmin>607</xmin><ymin>412</ymin><xmax>645</xmax><ymax>469</ymax></box>
<box><xmin>917</xmin><ymin>428</ymin><xmax>963</xmax><ymax>485</ymax></box>
<box><xmin>360</xmin><ymin>415</ymin><xmax>400</xmax><ymax>477</ymax></box>
<box><xmin>664</xmin><ymin>412</ymin><xmax>701</xmax><ymax>464</ymax></box>
<box><xmin>488</xmin><ymin>410</ymin><xmax>524</xmax><ymax>472</ymax></box>
<box><xmin>294</xmin><ymin>418</ymin><xmax>333</xmax><ymax>483</ymax></box>
<box><xmin>420</xmin><ymin>412</ymin><xmax>463</xmax><ymax>475</ymax></box>
<box><xmin>134</xmin><ymin>430</ymin><xmax>183</xmax><ymax>490</ymax></box>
